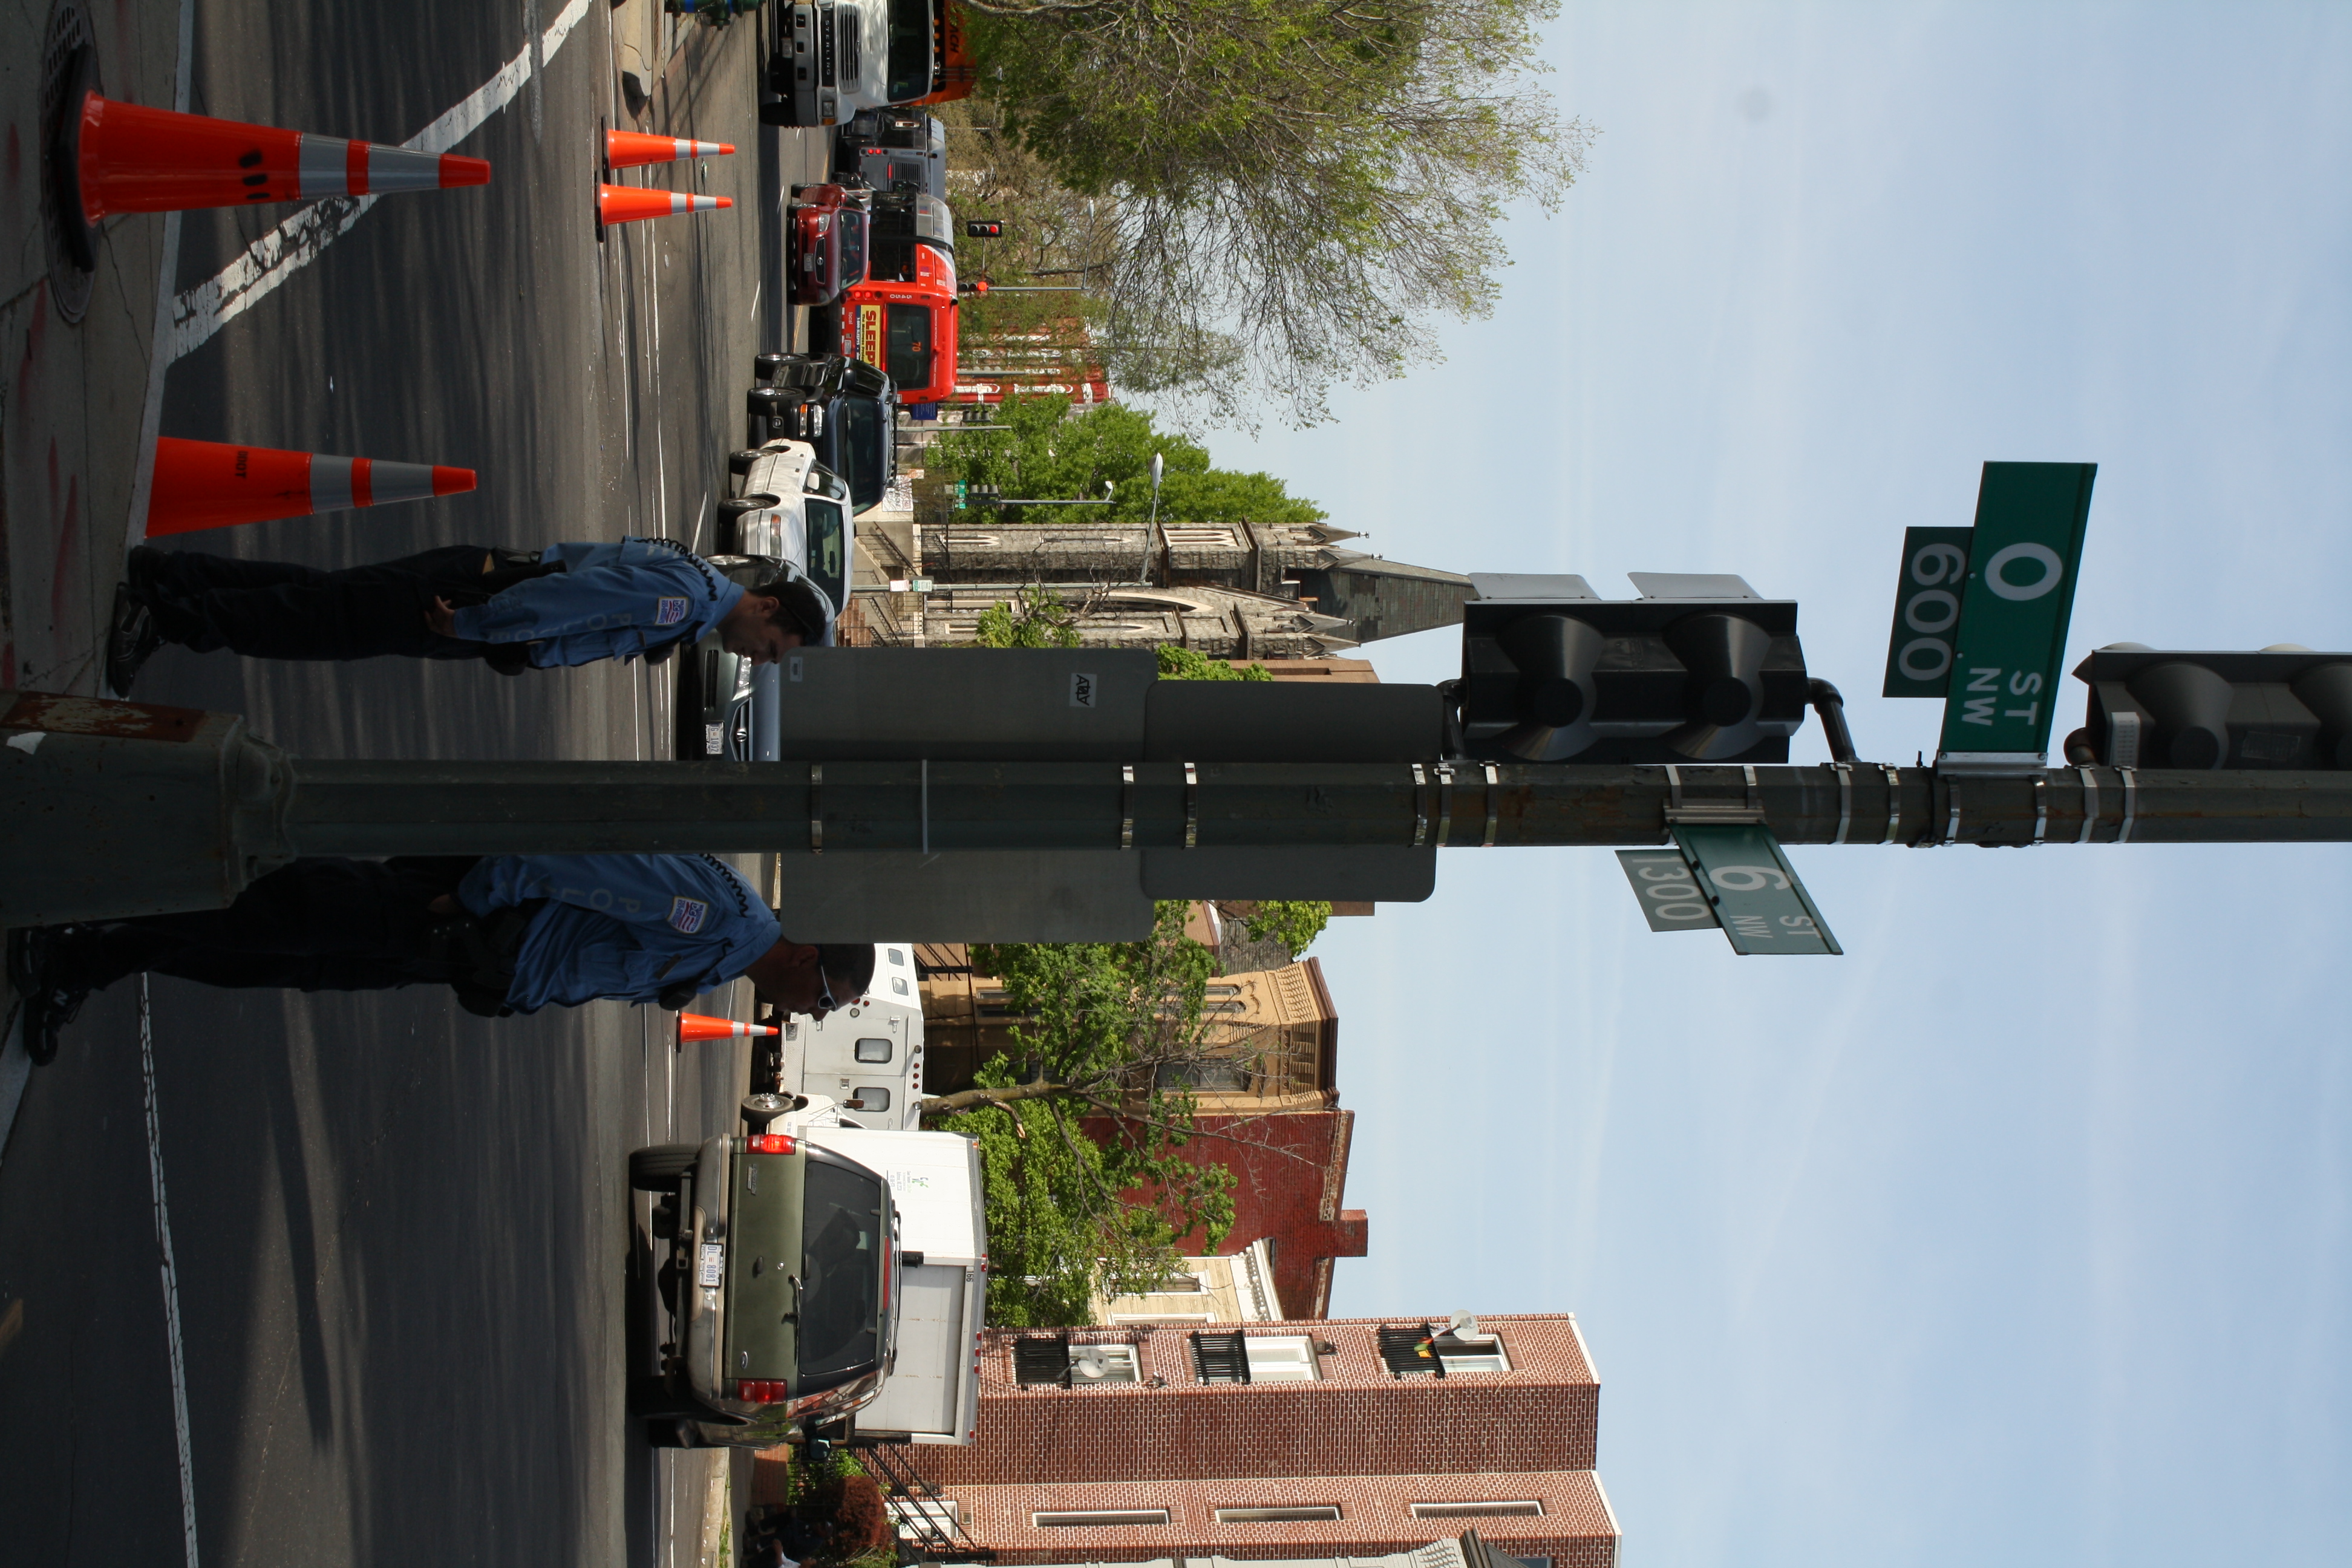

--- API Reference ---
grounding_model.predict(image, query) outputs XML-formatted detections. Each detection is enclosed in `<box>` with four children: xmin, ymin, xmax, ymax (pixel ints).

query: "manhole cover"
<box><xmin>38</xmin><ymin>2</ymin><xmax>97</xmax><ymax>325</ymax></box>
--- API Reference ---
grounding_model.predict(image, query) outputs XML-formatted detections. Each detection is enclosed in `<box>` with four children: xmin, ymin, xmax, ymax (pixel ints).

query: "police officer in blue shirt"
<box><xmin>8</xmin><ymin>852</ymin><xmax>877</xmax><ymax>1061</ymax></box>
<box><xmin>104</xmin><ymin>538</ymin><xmax>835</xmax><ymax>694</ymax></box>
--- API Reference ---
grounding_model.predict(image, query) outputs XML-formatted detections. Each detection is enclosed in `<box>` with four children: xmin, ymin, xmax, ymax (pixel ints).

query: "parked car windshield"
<box><xmin>886</xmin><ymin>0</ymin><xmax>932</xmax><ymax>100</ymax></box>
<box><xmin>805</xmin><ymin>500</ymin><xmax>848</xmax><ymax>606</ymax></box>
<box><xmin>799</xmin><ymin>1160</ymin><xmax>886</xmax><ymax>1378</ymax></box>
<box><xmin>835</xmin><ymin>395</ymin><xmax>889</xmax><ymax>511</ymax></box>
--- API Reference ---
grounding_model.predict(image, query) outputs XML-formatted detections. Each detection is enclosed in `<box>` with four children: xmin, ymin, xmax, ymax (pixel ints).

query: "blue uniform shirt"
<box><xmin>449</xmin><ymin>538</ymin><xmax>746</xmax><ymax>668</ymax></box>
<box><xmin>457</xmin><ymin>853</ymin><xmax>783</xmax><ymax>1013</ymax></box>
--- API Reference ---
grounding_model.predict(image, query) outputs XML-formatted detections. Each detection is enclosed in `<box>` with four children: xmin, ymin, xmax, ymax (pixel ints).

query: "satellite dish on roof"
<box><xmin>1449</xmin><ymin>1311</ymin><xmax>1481</xmax><ymax>1338</ymax></box>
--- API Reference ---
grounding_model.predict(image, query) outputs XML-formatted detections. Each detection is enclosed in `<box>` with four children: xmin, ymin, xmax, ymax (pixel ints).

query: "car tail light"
<box><xmin>734</xmin><ymin>1378</ymin><xmax>791</xmax><ymax>1403</ymax></box>
<box><xmin>748</xmin><ymin>1134</ymin><xmax>798</xmax><ymax>1155</ymax></box>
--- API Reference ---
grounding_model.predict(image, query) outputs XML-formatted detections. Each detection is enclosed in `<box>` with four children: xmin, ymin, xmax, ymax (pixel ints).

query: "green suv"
<box><xmin>632</xmin><ymin>1128</ymin><xmax>902</xmax><ymax>1448</ymax></box>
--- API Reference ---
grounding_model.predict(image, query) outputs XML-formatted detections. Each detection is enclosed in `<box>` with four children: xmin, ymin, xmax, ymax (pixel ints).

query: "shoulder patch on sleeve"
<box><xmin>667</xmin><ymin>896</ymin><xmax>711</xmax><ymax>934</ymax></box>
<box><xmin>655</xmin><ymin>595</ymin><xmax>691</xmax><ymax>626</ymax></box>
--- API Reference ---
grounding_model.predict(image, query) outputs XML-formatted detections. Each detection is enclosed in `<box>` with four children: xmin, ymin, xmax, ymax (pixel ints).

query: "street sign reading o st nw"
<box><xmin>1935</xmin><ymin>462</ymin><xmax>2097</xmax><ymax>763</ymax></box>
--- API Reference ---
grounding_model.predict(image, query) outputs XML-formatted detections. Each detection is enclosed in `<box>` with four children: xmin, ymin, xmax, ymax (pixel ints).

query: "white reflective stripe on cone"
<box><xmin>296</xmin><ymin>134</ymin><xmax>351</xmax><ymax>198</ymax></box>
<box><xmin>364</xmin><ymin>143</ymin><xmax>451</xmax><ymax>194</ymax></box>
<box><xmin>310</xmin><ymin>456</ymin><xmax>355</xmax><ymax>513</ymax></box>
<box><xmin>676</xmin><ymin>194</ymin><xmax>723</xmax><ymax>212</ymax></box>
<box><xmin>367</xmin><ymin>460</ymin><xmax>441</xmax><ymax>505</ymax></box>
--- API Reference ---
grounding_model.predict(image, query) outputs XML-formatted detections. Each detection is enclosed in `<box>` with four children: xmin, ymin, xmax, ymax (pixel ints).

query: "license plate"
<box><xmin>697</xmin><ymin>1242</ymin><xmax>725</xmax><ymax>1288</ymax></box>
<box><xmin>704</xmin><ymin>722</ymin><xmax>724</xmax><ymax>756</ymax></box>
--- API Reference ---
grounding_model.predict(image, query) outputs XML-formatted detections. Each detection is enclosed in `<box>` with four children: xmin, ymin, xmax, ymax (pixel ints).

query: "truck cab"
<box><xmin>818</xmin><ymin>191</ymin><xmax>962</xmax><ymax>414</ymax></box>
<box><xmin>788</xmin><ymin>942</ymin><xmax>926</xmax><ymax>1128</ymax></box>
<box><xmin>832</xmin><ymin>109</ymin><xmax>947</xmax><ymax>200</ymax></box>
<box><xmin>763</xmin><ymin>0</ymin><xmax>974</xmax><ymax>129</ymax></box>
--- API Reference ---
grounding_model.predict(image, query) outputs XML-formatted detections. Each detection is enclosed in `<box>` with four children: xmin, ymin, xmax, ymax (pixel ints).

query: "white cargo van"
<box><xmin>790</xmin><ymin>942</ymin><xmax>925</xmax><ymax>1129</ymax></box>
<box><xmin>803</xmin><ymin>1125</ymin><xmax>986</xmax><ymax>1445</ymax></box>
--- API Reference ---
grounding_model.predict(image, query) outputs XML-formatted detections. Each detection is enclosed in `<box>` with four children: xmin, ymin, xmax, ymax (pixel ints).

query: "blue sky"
<box><xmin>1185</xmin><ymin>6</ymin><xmax>2352</xmax><ymax>1566</ymax></box>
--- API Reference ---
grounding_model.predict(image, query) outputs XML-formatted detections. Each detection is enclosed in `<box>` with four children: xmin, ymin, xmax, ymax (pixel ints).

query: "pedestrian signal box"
<box><xmin>2069</xmin><ymin>645</ymin><xmax>2352</xmax><ymax>769</ymax></box>
<box><xmin>1459</xmin><ymin>574</ymin><xmax>1809</xmax><ymax>765</ymax></box>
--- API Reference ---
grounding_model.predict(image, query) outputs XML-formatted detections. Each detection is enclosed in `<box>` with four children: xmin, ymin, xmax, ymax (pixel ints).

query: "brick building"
<box><xmin>913</xmin><ymin>1315</ymin><xmax>1618</xmax><ymax>1568</ymax></box>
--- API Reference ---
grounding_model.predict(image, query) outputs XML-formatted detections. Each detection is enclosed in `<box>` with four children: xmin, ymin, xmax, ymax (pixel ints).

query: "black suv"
<box><xmin>745</xmin><ymin>353</ymin><xmax>896</xmax><ymax>516</ymax></box>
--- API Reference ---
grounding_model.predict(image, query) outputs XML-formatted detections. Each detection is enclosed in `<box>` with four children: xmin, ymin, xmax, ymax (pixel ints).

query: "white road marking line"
<box><xmin>140</xmin><ymin>978</ymin><xmax>201</xmax><ymax>1568</ymax></box>
<box><xmin>169</xmin><ymin>0</ymin><xmax>596</xmax><ymax>361</ymax></box>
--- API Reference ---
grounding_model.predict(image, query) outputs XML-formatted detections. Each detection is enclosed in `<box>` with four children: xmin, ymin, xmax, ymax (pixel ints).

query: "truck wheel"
<box><xmin>727</xmin><ymin>449</ymin><xmax>763</xmax><ymax>476</ymax></box>
<box><xmin>742</xmin><ymin>1092</ymin><xmax>791</xmax><ymax>1131</ymax></box>
<box><xmin>752</xmin><ymin>351</ymin><xmax>790</xmax><ymax>382</ymax></box>
<box><xmin>630</xmin><ymin>1143</ymin><xmax>699</xmax><ymax>1193</ymax></box>
<box><xmin>718</xmin><ymin>494</ymin><xmax>777</xmax><ymax>526</ymax></box>
<box><xmin>746</xmin><ymin>387</ymin><xmax>794</xmax><ymax>419</ymax></box>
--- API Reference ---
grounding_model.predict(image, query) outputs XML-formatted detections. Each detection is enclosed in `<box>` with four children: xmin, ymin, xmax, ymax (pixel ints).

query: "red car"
<box><xmin>787</xmin><ymin>184</ymin><xmax>870</xmax><ymax>307</ymax></box>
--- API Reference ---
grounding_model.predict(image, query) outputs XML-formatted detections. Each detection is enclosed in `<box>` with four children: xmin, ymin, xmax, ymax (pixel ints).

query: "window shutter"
<box><xmin>1379</xmin><ymin>1324</ymin><xmax>1446</xmax><ymax>1377</ymax></box>
<box><xmin>1013</xmin><ymin>1333</ymin><xmax>1072</xmax><ymax>1386</ymax></box>
<box><xmin>1191</xmin><ymin>1331</ymin><xmax>1251</xmax><ymax>1384</ymax></box>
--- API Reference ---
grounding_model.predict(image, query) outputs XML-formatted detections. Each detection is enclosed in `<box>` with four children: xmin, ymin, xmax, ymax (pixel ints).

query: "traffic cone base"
<box><xmin>148</xmin><ymin>437</ymin><xmax>474</xmax><ymax>537</ymax></box>
<box><xmin>606</xmin><ymin>130</ymin><xmax>736</xmax><ymax>171</ymax></box>
<box><xmin>597</xmin><ymin>183</ymin><xmax>733</xmax><ymax>229</ymax></box>
<box><xmin>678</xmin><ymin>1012</ymin><xmax>779</xmax><ymax>1042</ymax></box>
<box><xmin>55</xmin><ymin>60</ymin><xmax>489</xmax><ymax>236</ymax></box>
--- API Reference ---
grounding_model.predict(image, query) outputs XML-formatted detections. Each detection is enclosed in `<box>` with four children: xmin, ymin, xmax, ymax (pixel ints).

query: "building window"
<box><xmin>1013</xmin><ymin>1333</ymin><xmax>1072</xmax><ymax>1385</ymax></box>
<box><xmin>1243</xmin><ymin>1334</ymin><xmax>1319</xmax><ymax>1382</ymax></box>
<box><xmin>1068</xmin><ymin>1344</ymin><xmax>1139</xmax><ymax>1384</ymax></box>
<box><xmin>1192</xmin><ymin>1331</ymin><xmax>1250</xmax><ymax>1383</ymax></box>
<box><xmin>1163</xmin><ymin>527</ymin><xmax>1240</xmax><ymax>547</ymax></box>
<box><xmin>855</xmin><ymin>1037</ymin><xmax>893</xmax><ymax>1063</ymax></box>
<box><xmin>1157</xmin><ymin>1061</ymin><xmax>1249</xmax><ymax>1092</ymax></box>
<box><xmin>1434</xmin><ymin>1333</ymin><xmax>1510</xmax><ymax>1374</ymax></box>
<box><xmin>1205</xmin><ymin>984</ymin><xmax>1242</xmax><ymax>997</ymax></box>
<box><xmin>1150</xmin><ymin>1273</ymin><xmax>1209</xmax><ymax>1293</ymax></box>
<box><xmin>1033</xmin><ymin>1510</ymin><xmax>1171</xmax><ymax>1528</ymax></box>
<box><xmin>1410</xmin><ymin>1502</ymin><xmax>1544</xmax><ymax>1520</ymax></box>
<box><xmin>1112</xmin><ymin>1312</ymin><xmax>1214</xmax><ymax>1324</ymax></box>
<box><xmin>889</xmin><ymin>1498</ymin><xmax>964</xmax><ymax>1530</ymax></box>
<box><xmin>1214</xmin><ymin>1506</ymin><xmax>1341</xmax><ymax>1524</ymax></box>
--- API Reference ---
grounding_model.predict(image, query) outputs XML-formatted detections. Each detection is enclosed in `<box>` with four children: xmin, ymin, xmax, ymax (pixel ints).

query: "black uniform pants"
<box><xmin>136</xmin><ymin>544</ymin><xmax>528</xmax><ymax>663</ymax></box>
<box><xmin>52</xmin><ymin>857</ymin><xmax>483</xmax><ymax>996</ymax></box>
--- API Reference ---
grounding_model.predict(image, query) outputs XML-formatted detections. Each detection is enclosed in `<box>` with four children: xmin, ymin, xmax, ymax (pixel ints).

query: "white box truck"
<box><xmin>804</xmin><ymin>1124</ymin><xmax>986</xmax><ymax>1445</ymax></box>
<box><xmin>789</xmin><ymin>942</ymin><xmax>926</xmax><ymax>1129</ymax></box>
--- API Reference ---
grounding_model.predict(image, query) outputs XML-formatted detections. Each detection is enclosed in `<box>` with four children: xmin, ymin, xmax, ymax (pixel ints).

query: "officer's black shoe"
<box><xmin>105</xmin><ymin>583</ymin><xmax>164</xmax><ymax>696</ymax></box>
<box><xmin>18</xmin><ymin>979</ymin><xmax>89</xmax><ymax>1065</ymax></box>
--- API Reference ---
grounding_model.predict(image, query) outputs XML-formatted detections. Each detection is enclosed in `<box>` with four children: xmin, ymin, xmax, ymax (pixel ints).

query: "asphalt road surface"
<box><xmin>1</xmin><ymin>2</ymin><xmax>821</xmax><ymax>1563</ymax></box>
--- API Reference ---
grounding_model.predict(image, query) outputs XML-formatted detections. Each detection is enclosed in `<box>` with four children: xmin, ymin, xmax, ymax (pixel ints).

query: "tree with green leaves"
<box><xmin>954</xmin><ymin>0</ymin><xmax>1591</xmax><ymax>426</ymax></box>
<box><xmin>1222</xmin><ymin>900</ymin><xmax>1332</xmax><ymax>959</ymax></box>
<box><xmin>923</xmin><ymin>903</ymin><xmax>1241</xmax><ymax>1326</ymax></box>
<box><xmin>932</xmin><ymin>396</ymin><xmax>1324</xmax><ymax>525</ymax></box>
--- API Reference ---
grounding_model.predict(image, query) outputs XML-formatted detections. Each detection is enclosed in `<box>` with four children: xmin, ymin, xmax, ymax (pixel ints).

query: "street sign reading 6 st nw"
<box><xmin>1936</xmin><ymin>462</ymin><xmax>2097</xmax><ymax>761</ymax></box>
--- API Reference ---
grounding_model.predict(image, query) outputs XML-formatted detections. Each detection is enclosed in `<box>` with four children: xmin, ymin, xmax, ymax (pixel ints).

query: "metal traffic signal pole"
<box><xmin>281</xmin><ymin>756</ymin><xmax>2352</xmax><ymax>857</ymax></box>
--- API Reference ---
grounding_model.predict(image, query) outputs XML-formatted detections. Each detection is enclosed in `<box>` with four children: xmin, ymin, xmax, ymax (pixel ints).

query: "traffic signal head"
<box><xmin>1459</xmin><ymin>574</ymin><xmax>1810</xmax><ymax>764</ymax></box>
<box><xmin>965</xmin><ymin>219</ymin><xmax>1003</xmax><ymax>238</ymax></box>
<box><xmin>2068</xmin><ymin>645</ymin><xmax>2352</xmax><ymax>768</ymax></box>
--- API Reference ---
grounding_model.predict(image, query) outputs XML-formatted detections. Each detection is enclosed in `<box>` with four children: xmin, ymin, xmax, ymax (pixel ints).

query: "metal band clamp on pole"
<box><xmin>1434</xmin><ymin>763</ymin><xmax>1454</xmax><ymax>848</ymax></box>
<box><xmin>2032</xmin><ymin>775</ymin><xmax>2048</xmax><ymax>846</ymax></box>
<box><xmin>1183</xmin><ymin>762</ymin><xmax>1198</xmax><ymax>850</ymax></box>
<box><xmin>1483</xmin><ymin>763</ymin><xmax>1501</xmax><ymax>847</ymax></box>
<box><xmin>2118</xmin><ymin>766</ymin><xmax>2138</xmax><ymax>844</ymax></box>
<box><xmin>1119</xmin><ymin>763</ymin><xmax>1135</xmax><ymax>850</ymax></box>
<box><xmin>1411</xmin><ymin>763</ymin><xmax>1429</xmax><ymax>848</ymax></box>
<box><xmin>1832</xmin><ymin>762</ymin><xmax>1854</xmax><ymax>845</ymax></box>
<box><xmin>1945</xmin><ymin>781</ymin><xmax>1962</xmax><ymax>846</ymax></box>
<box><xmin>809</xmin><ymin>762</ymin><xmax>823</xmax><ymax>854</ymax></box>
<box><xmin>2076</xmin><ymin>765</ymin><xmax>2100</xmax><ymax>845</ymax></box>
<box><xmin>1883</xmin><ymin>763</ymin><xmax>1903</xmax><ymax>844</ymax></box>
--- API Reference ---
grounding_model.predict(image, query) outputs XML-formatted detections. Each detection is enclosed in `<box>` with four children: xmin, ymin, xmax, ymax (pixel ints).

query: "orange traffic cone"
<box><xmin>49</xmin><ymin>47</ymin><xmax>488</xmax><ymax>269</ymax></box>
<box><xmin>597</xmin><ymin>183</ymin><xmax>732</xmax><ymax>229</ymax></box>
<box><xmin>678</xmin><ymin>1013</ymin><xmax>780</xmax><ymax>1042</ymax></box>
<box><xmin>147</xmin><ymin>437</ymin><xmax>475</xmax><ymax>537</ymax></box>
<box><xmin>606</xmin><ymin>130</ymin><xmax>736</xmax><ymax>171</ymax></box>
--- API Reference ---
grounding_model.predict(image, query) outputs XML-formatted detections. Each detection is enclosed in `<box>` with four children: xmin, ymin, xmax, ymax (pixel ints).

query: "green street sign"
<box><xmin>1882</xmin><ymin>526</ymin><xmax>1976</xmax><ymax>697</ymax></box>
<box><xmin>1936</xmin><ymin>462</ymin><xmax>2097</xmax><ymax>760</ymax></box>
<box><xmin>1675</xmin><ymin>825</ymin><xmax>1841</xmax><ymax>955</ymax></box>
<box><xmin>1614</xmin><ymin>828</ymin><xmax>1840</xmax><ymax>955</ymax></box>
<box><xmin>1615</xmin><ymin>848</ymin><xmax>1720</xmax><ymax>933</ymax></box>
